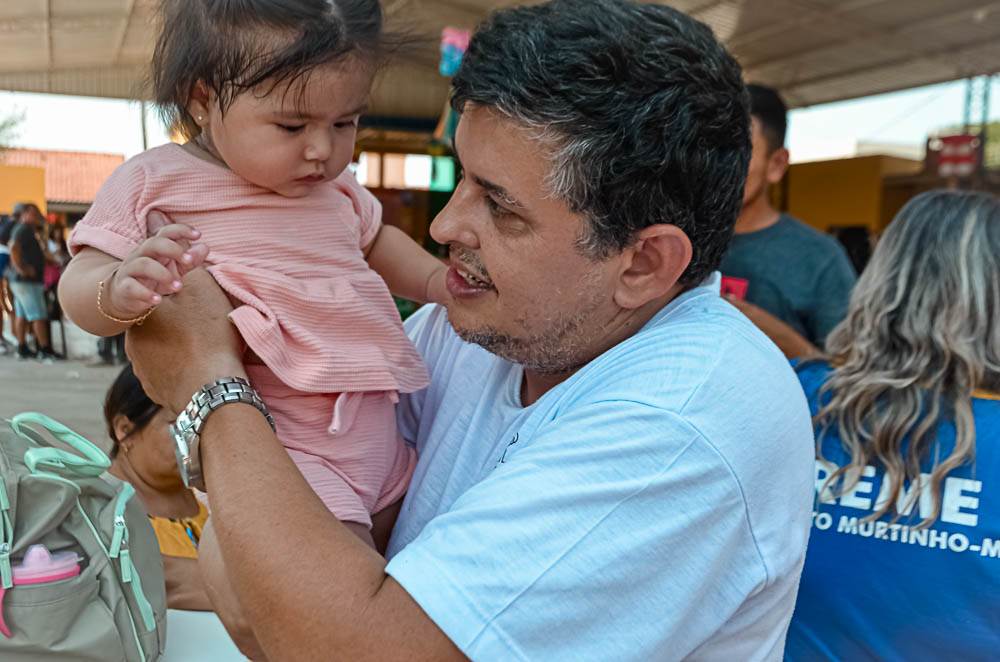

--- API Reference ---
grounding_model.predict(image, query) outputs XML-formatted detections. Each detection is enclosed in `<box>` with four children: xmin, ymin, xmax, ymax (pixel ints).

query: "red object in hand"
<box><xmin>721</xmin><ymin>276</ymin><xmax>748</xmax><ymax>300</ymax></box>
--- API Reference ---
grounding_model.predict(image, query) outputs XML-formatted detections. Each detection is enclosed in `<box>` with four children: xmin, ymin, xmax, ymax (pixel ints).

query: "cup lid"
<box><xmin>12</xmin><ymin>544</ymin><xmax>81</xmax><ymax>581</ymax></box>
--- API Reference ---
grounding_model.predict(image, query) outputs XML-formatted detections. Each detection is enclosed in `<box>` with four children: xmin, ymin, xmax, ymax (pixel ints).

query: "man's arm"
<box><xmin>161</xmin><ymin>555</ymin><xmax>213</xmax><ymax>611</ymax></box>
<box><xmin>126</xmin><ymin>269</ymin><xmax>465</xmax><ymax>662</ymax></box>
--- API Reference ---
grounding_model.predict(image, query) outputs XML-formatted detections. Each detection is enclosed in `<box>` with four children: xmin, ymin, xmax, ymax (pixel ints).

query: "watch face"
<box><xmin>169</xmin><ymin>422</ymin><xmax>192</xmax><ymax>488</ymax></box>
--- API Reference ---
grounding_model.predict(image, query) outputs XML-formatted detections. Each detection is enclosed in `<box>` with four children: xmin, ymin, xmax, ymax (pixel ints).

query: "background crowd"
<box><xmin>0</xmin><ymin>201</ymin><xmax>67</xmax><ymax>361</ymax></box>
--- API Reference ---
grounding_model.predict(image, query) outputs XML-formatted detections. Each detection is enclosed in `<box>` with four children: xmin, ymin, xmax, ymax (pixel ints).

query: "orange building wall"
<box><xmin>0</xmin><ymin>164</ymin><xmax>47</xmax><ymax>215</ymax></box>
<box><xmin>783</xmin><ymin>155</ymin><xmax>921</xmax><ymax>234</ymax></box>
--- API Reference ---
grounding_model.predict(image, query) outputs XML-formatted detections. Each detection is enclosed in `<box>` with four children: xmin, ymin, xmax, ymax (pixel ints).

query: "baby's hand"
<box><xmin>106</xmin><ymin>224</ymin><xmax>208</xmax><ymax>319</ymax></box>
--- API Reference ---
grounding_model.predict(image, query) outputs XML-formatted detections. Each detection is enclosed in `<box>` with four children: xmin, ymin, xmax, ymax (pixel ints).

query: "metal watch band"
<box><xmin>184</xmin><ymin>376</ymin><xmax>276</xmax><ymax>437</ymax></box>
<box><xmin>173</xmin><ymin>377</ymin><xmax>275</xmax><ymax>491</ymax></box>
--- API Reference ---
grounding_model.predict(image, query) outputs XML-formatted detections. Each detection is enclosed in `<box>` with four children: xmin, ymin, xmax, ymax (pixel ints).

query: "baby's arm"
<box><xmin>364</xmin><ymin>225</ymin><xmax>449</xmax><ymax>305</ymax></box>
<box><xmin>59</xmin><ymin>224</ymin><xmax>207</xmax><ymax>337</ymax></box>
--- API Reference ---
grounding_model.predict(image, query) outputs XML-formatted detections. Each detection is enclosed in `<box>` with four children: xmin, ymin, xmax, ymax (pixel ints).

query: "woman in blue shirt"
<box><xmin>786</xmin><ymin>189</ymin><xmax>1000</xmax><ymax>661</ymax></box>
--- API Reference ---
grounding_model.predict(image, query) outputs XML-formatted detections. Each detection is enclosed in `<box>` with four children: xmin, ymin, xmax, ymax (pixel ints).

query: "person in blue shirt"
<box><xmin>787</xmin><ymin>189</ymin><xmax>1000</xmax><ymax>661</ymax></box>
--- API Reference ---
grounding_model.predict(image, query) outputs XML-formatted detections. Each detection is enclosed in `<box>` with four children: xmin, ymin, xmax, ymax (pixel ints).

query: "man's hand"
<box><xmin>125</xmin><ymin>267</ymin><xmax>246</xmax><ymax>413</ymax></box>
<box><xmin>724</xmin><ymin>294</ymin><xmax>822</xmax><ymax>359</ymax></box>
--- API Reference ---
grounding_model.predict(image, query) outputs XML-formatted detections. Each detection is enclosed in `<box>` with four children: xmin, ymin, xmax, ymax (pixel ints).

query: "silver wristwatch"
<box><xmin>169</xmin><ymin>377</ymin><xmax>275</xmax><ymax>492</ymax></box>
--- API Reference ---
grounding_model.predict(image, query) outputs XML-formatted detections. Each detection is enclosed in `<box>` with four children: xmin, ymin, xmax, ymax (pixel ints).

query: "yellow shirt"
<box><xmin>147</xmin><ymin>501</ymin><xmax>208</xmax><ymax>559</ymax></box>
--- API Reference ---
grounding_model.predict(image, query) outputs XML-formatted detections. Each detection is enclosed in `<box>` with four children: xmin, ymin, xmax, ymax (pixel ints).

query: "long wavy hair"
<box><xmin>816</xmin><ymin>189</ymin><xmax>1000</xmax><ymax>527</ymax></box>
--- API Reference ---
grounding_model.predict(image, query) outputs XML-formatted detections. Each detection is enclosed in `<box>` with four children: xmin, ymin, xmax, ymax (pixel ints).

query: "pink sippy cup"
<box><xmin>0</xmin><ymin>544</ymin><xmax>82</xmax><ymax>638</ymax></box>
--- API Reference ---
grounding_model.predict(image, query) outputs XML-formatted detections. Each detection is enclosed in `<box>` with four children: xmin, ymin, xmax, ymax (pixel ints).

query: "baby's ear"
<box><xmin>186</xmin><ymin>81</ymin><xmax>213</xmax><ymax>127</ymax></box>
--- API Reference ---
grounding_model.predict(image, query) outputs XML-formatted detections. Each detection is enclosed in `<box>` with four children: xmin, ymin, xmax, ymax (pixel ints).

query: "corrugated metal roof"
<box><xmin>1</xmin><ymin>148</ymin><xmax>125</xmax><ymax>204</ymax></box>
<box><xmin>0</xmin><ymin>0</ymin><xmax>997</xmax><ymax>117</ymax></box>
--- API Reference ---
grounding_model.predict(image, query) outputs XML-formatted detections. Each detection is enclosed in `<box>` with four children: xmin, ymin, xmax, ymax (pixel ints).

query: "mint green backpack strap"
<box><xmin>0</xmin><ymin>475</ymin><xmax>10</xmax><ymax>589</ymax></box>
<box><xmin>11</xmin><ymin>413</ymin><xmax>110</xmax><ymax>478</ymax></box>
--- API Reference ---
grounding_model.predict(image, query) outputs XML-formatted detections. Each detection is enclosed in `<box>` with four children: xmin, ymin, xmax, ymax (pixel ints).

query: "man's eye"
<box><xmin>278</xmin><ymin>124</ymin><xmax>304</xmax><ymax>133</ymax></box>
<box><xmin>484</xmin><ymin>195</ymin><xmax>512</xmax><ymax>218</ymax></box>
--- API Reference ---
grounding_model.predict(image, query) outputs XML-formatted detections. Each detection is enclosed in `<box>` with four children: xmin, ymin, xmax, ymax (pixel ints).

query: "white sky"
<box><xmin>1</xmin><ymin>77</ymin><xmax>998</xmax><ymax>162</ymax></box>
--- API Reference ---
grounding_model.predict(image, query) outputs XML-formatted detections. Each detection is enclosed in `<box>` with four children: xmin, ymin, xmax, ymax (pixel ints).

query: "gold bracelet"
<box><xmin>97</xmin><ymin>269</ymin><xmax>157</xmax><ymax>326</ymax></box>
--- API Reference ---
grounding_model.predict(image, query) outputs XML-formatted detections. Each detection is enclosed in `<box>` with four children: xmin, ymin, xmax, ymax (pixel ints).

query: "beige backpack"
<box><xmin>0</xmin><ymin>413</ymin><xmax>167</xmax><ymax>660</ymax></box>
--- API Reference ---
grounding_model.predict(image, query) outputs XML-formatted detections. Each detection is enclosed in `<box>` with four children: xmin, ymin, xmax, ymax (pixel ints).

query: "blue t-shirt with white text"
<box><xmin>786</xmin><ymin>361</ymin><xmax>1000</xmax><ymax>661</ymax></box>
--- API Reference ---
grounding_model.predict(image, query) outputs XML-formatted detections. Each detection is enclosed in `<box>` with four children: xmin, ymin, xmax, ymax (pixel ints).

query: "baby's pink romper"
<box><xmin>69</xmin><ymin>143</ymin><xmax>427</xmax><ymax>527</ymax></box>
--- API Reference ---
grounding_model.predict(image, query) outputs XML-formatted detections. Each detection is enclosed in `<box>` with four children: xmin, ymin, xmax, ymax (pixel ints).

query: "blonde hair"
<box><xmin>816</xmin><ymin>189</ymin><xmax>1000</xmax><ymax>527</ymax></box>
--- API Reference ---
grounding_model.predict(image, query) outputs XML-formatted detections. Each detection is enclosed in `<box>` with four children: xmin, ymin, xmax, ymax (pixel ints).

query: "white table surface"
<box><xmin>163</xmin><ymin>609</ymin><xmax>248</xmax><ymax>661</ymax></box>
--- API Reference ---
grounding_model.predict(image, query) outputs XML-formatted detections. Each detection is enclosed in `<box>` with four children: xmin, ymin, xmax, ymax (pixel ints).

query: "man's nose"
<box><xmin>430</xmin><ymin>189</ymin><xmax>479</xmax><ymax>250</ymax></box>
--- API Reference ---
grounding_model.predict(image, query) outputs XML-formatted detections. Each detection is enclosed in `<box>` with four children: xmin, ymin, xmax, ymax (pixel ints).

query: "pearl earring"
<box><xmin>197</xmin><ymin>115</ymin><xmax>203</xmax><ymax>122</ymax></box>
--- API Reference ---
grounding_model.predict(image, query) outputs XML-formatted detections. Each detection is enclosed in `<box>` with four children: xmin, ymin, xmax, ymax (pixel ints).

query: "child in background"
<box><xmin>60</xmin><ymin>0</ymin><xmax>447</xmax><ymax>555</ymax></box>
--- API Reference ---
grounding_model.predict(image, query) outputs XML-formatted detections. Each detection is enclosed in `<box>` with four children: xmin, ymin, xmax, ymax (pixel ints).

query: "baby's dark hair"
<box><xmin>153</xmin><ymin>0</ymin><xmax>388</xmax><ymax>140</ymax></box>
<box><xmin>104</xmin><ymin>363</ymin><xmax>162</xmax><ymax>459</ymax></box>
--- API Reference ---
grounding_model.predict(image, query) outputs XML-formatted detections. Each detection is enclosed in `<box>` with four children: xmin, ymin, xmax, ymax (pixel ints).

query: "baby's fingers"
<box><xmin>138</xmin><ymin>235</ymin><xmax>200</xmax><ymax>270</ymax></box>
<box><xmin>152</xmin><ymin>222</ymin><xmax>201</xmax><ymax>245</ymax></box>
<box><xmin>120</xmin><ymin>256</ymin><xmax>182</xmax><ymax>298</ymax></box>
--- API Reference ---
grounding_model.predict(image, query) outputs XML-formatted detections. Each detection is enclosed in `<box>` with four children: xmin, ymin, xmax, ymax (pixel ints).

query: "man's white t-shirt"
<box><xmin>385</xmin><ymin>275</ymin><xmax>814</xmax><ymax>661</ymax></box>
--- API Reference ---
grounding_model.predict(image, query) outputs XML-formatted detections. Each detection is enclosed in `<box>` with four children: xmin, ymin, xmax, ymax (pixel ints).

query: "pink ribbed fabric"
<box><xmin>69</xmin><ymin>143</ymin><xmax>427</xmax><ymax>523</ymax></box>
<box><xmin>245</xmin><ymin>365</ymin><xmax>415</xmax><ymax>527</ymax></box>
<box><xmin>69</xmin><ymin>143</ymin><xmax>428</xmax><ymax>396</ymax></box>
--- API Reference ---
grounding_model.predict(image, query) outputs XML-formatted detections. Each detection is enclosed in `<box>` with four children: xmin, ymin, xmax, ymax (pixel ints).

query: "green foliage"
<box><xmin>0</xmin><ymin>109</ymin><xmax>24</xmax><ymax>154</ymax></box>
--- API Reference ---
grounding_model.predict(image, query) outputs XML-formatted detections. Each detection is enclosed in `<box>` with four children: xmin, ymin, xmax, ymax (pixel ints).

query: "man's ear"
<box><xmin>613</xmin><ymin>224</ymin><xmax>692</xmax><ymax>310</ymax></box>
<box><xmin>766</xmin><ymin>146</ymin><xmax>790</xmax><ymax>185</ymax></box>
<box><xmin>186</xmin><ymin>81</ymin><xmax>213</xmax><ymax>129</ymax></box>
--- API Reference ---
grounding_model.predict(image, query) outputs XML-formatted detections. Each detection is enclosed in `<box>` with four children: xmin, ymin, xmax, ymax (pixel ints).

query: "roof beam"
<box><xmin>776</xmin><ymin>34</ymin><xmax>1000</xmax><ymax>97</ymax></box>
<box><xmin>727</xmin><ymin>0</ymin><xmax>893</xmax><ymax>51</ymax></box>
<box><xmin>112</xmin><ymin>0</ymin><xmax>136</xmax><ymax>65</ymax></box>
<box><xmin>741</xmin><ymin>1</ymin><xmax>1000</xmax><ymax>71</ymax></box>
<box><xmin>45</xmin><ymin>0</ymin><xmax>52</xmax><ymax>67</ymax></box>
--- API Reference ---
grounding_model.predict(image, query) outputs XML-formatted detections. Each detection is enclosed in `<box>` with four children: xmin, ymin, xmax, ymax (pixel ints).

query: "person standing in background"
<box><xmin>0</xmin><ymin>207</ymin><xmax>17</xmax><ymax>355</ymax></box>
<box><xmin>9</xmin><ymin>202</ymin><xmax>62</xmax><ymax>361</ymax></box>
<box><xmin>721</xmin><ymin>84</ymin><xmax>856</xmax><ymax>356</ymax></box>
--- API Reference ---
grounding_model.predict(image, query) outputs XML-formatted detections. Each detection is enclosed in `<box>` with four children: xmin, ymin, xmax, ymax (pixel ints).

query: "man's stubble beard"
<box><xmin>446</xmin><ymin>272</ymin><xmax>609</xmax><ymax>376</ymax></box>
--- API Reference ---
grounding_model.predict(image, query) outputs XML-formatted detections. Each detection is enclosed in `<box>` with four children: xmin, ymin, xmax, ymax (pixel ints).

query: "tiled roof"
<box><xmin>1</xmin><ymin>148</ymin><xmax>124</xmax><ymax>204</ymax></box>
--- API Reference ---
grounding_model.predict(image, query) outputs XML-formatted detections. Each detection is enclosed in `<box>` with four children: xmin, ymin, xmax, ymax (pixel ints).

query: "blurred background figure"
<box><xmin>0</xmin><ymin>205</ymin><xmax>17</xmax><ymax>355</ymax></box>
<box><xmin>8</xmin><ymin>202</ymin><xmax>63</xmax><ymax>361</ymax></box>
<box><xmin>721</xmin><ymin>84</ymin><xmax>857</xmax><ymax>356</ymax></box>
<box><xmin>10</xmin><ymin>203</ymin><xmax>63</xmax><ymax>362</ymax></box>
<box><xmin>91</xmin><ymin>332</ymin><xmax>127</xmax><ymax>366</ymax></box>
<box><xmin>104</xmin><ymin>363</ymin><xmax>212</xmax><ymax>611</ymax></box>
<box><xmin>827</xmin><ymin>225</ymin><xmax>874</xmax><ymax>276</ymax></box>
<box><xmin>786</xmin><ymin>189</ymin><xmax>1000</xmax><ymax>660</ymax></box>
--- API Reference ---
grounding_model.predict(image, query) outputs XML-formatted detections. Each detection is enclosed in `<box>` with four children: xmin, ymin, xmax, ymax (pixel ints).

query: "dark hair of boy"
<box><xmin>746</xmin><ymin>83</ymin><xmax>788</xmax><ymax>153</ymax></box>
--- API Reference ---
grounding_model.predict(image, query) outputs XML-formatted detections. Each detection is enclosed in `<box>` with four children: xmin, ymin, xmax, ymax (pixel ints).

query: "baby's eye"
<box><xmin>277</xmin><ymin>124</ymin><xmax>305</xmax><ymax>133</ymax></box>
<box><xmin>334</xmin><ymin>119</ymin><xmax>359</xmax><ymax>129</ymax></box>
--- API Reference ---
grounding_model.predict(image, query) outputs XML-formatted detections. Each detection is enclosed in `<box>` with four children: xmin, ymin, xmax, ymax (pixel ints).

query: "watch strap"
<box><xmin>173</xmin><ymin>377</ymin><xmax>275</xmax><ymax>491</ymax></box>
<box><xmin>184</xmin><ymin>376</ymin><xmax>276</xmax><ymax>437</ymax></box>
